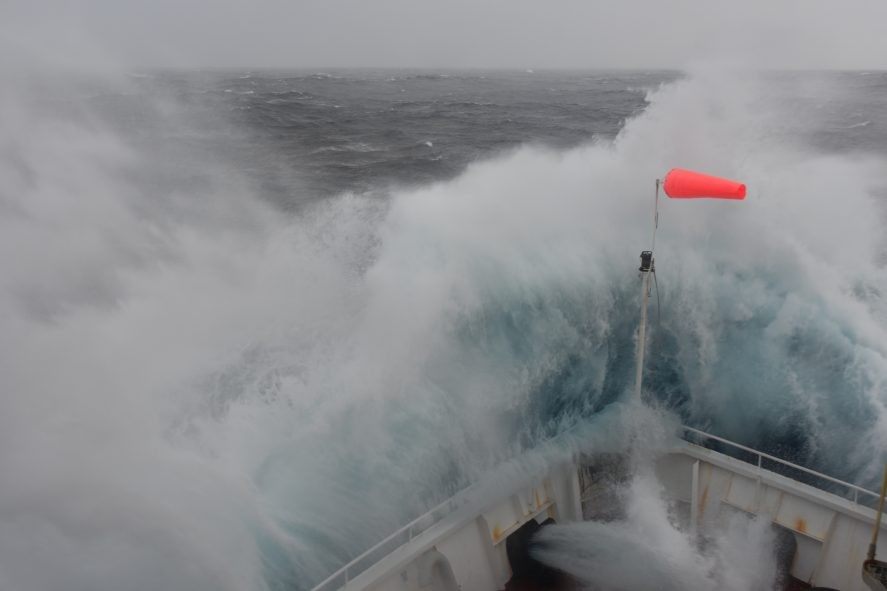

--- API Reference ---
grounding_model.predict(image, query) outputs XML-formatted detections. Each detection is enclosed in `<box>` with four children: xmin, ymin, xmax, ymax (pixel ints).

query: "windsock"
<box><xmin>663</xmin><ymin>168</ymin><xmax>746</xmax><ymax>200</ymax></box>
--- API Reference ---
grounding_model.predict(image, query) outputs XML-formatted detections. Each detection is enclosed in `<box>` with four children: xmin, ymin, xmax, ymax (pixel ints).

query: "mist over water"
<box><xmin>1</xmin><ymin>66</ymin><xmax>887</xmax><ymax>590</ymax></box>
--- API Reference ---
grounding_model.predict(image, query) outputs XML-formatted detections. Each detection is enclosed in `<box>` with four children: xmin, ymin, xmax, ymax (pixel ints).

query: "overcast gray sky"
<box><xmin>4</xmin><ymin>0</ymin><xmax>887</xmax><ymax>70</ymax></box>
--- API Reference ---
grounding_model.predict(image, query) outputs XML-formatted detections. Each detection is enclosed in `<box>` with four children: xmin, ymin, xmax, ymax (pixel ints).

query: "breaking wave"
<box><xmin>1</xmin><ymin>67</ymin><xmax>886</xmax><ymax>591</ymax></box>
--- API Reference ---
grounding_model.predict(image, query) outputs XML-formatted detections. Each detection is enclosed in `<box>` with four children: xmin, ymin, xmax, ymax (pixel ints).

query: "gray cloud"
<box><xmin>4</xmin><ymin>1</ymin><xmax>887</xmax><ymax>71</ymax></box>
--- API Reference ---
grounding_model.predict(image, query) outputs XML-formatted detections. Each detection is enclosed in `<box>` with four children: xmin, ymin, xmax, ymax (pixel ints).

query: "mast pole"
<box><xmin>633</xmin><ymin>180</ymin><xmax>659</xmax><ymax>402</ymax></box>
<box><xmin>633</xmin><ymin>267</ymin><xmax>652</xmax><ymax>401</ymax></box>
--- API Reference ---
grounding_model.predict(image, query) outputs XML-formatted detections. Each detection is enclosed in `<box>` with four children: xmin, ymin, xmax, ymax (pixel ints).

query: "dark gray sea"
<box><xmin>78</xmin><ymin>69</ymin><xmax>887</xmax><ymax>200</ymax></box>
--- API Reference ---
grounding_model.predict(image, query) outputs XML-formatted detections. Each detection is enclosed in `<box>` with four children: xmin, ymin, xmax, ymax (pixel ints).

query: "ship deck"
<box><xmin>312</xmin><ymin>426</ymin><xmax>884</xmax><ymax>591</ymax></box>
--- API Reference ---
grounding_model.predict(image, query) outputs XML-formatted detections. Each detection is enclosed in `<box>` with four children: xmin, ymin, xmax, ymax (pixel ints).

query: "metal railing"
<box><xmin>680</xmin><ymin>425</ymin><xmax>880</xmax><ymax>505</ymax></box>
<box><xmin>310</xmin><ymin>492</ymin><xmax>467</xmax><ymax>591</ymax></box>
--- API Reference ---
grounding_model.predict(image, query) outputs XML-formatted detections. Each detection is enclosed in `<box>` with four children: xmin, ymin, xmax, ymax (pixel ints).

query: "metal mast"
<box><xmin>633</xmin><ymin>179</ymin><xmax>659</xmax><ymax>402</ymax></box>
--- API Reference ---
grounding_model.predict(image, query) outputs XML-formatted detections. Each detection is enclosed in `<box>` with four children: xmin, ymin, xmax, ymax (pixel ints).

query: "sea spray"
<box><xmin>530</xmin><ymin>403</ymin><xmax>779</xmax><ymax>591</ymax></box>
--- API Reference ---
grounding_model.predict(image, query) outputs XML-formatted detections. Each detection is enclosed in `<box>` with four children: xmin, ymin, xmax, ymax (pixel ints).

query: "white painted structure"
<box><xmin>312</xmin><ymin>427</ymin><xmax>885</xmax><ymax>591</ymax></box>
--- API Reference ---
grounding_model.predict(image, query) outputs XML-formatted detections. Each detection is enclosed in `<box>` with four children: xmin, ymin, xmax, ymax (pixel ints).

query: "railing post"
<box><xmin>854</xmin><ymin>488</ymin><xmax>859</xmax><ymax>504</ymax></box>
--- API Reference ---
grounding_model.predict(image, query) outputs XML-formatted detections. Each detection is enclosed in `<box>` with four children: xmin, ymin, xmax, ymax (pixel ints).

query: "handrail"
<box><xmin>311</xmin><ymin>425</ymin><xmax>879</xmax><ymax>591</ymax></box>
<box><xmin>310</xmin><ymin>491</ymin><xmax>467</xmax><ymax>591</ymax></box>
<box><xmin>680</xmin><ymin>425</ymin><xmax>880</xmax><ymax>503</ymax></box>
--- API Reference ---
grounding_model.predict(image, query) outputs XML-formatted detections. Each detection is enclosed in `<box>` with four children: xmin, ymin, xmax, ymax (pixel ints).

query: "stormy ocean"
<box><xmin>2</xmin><ymin>69</ymin><xmax>887</xmax><ymax>590</ymax></box>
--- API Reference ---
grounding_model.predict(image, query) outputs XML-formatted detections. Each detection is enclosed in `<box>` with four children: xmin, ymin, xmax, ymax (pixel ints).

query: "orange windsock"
<box><xmin>663</xmin><ymin>168</ymin><xmax>746</xmax><ymax>200</ymax></box>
